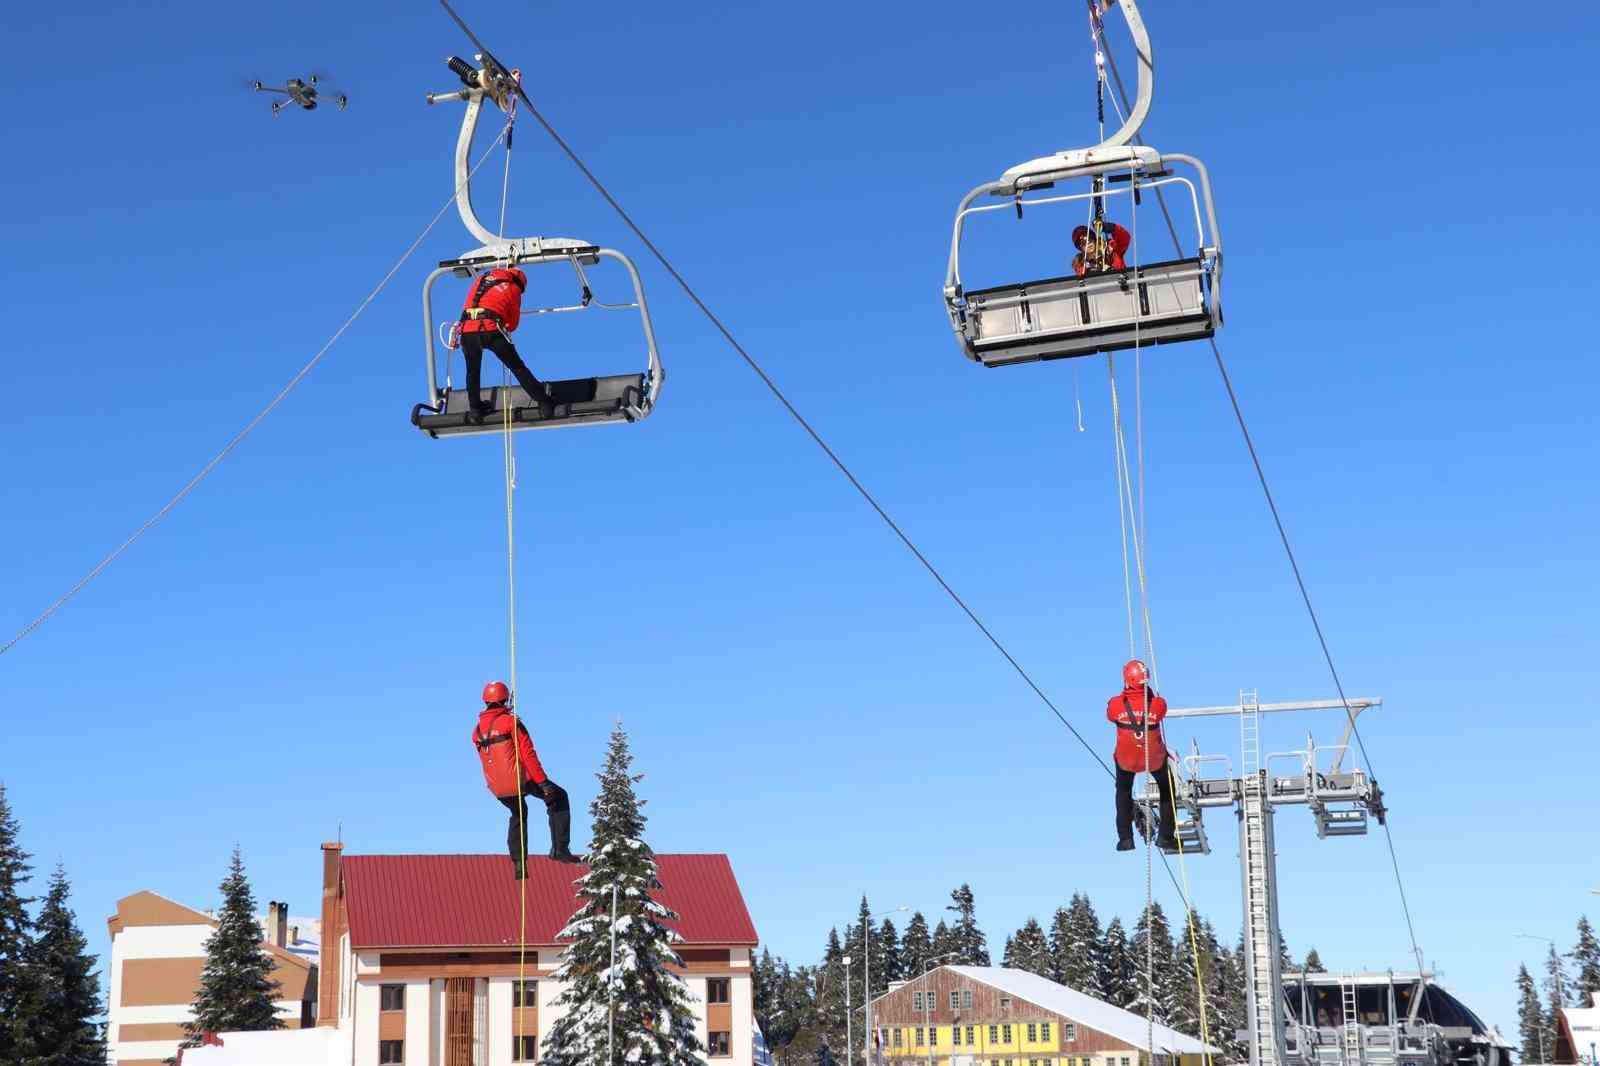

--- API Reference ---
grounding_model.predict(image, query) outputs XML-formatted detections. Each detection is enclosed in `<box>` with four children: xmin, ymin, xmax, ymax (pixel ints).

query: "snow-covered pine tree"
<box><xmin>1053</xmin><ymin>894</ymin><xmax>1103</xmax><ymax>994</ymax></box>
<box><xmin>1544</xmin><ymin>945</ymin><xmax>1571</xmax><ymax>1052</ymax></box>
<box><xmin>946</xmin><ymin>886</ymin><xmax>989</xmax><ymax>966</ymax></box>
<box><xmin>1100</xmin><ymin>918</ymin><xmax>1135</xmax><ymax>1008</ymax></box>
<box><xmin>1201</xmin><ymin>919</ymin><xmax>1247</xmax><ymax>1062</ymax></box>
<box><xmin>540</xmin><ymin>726</ymin><xmax>702</xmax><ymax>1066</ymax></box>
<box><xmin>1128</xmin><ymin>902</ymin><xmax>1178</xmax><ymax>1025</ymax></box>
<box><xmin>14</xmin><ymin>864</ymin><xmax>105</xmax><ymax>1066</ymax></box>
<box><xmin>1571</xmin><ymin>917</ymin><xmax>1600</xmax><ymax>1007</ymax></box>
<box><xmin>877</xmin><ymin>919</ymin><xmax>903</xmax><ymax>988</ymax></box>
<box><xmin>183</xmin><ymin>848</ymin><xmax>284</xmax><ymax>1043</ymax></box>
<box><xmin>1303</xmin><ymin>949</ymin><xmax>1326</xmax><ymax>974</ymax></box>
<box><xmin>1005</xmin><ymin>919</ymin><xmax>1051</xmax><ymax>979</ymax></box>
<box><xmin>930</xmin><ymin>920</ymin><xmax>955</xmax><ymax>966</ymax></box>
<box><xmin>902</xmin><ymin>914</ymin><xmax>932</xmax><ymax>978</ymax></box>
<box><xmin>847</xmin><ymin>898</ymin><xmax>894</xmax><ymax>1001</ymax></box>
<box><xmin>0</xmin><ymin>782</ymin><xmax>35</xmax><ymax>1063</ymax></box>
<box><xmin>1516</xmin><ymin>964</ymin><xmax>1546</xmax><ymax>1063</ymax></box>
<box><xmin>815</xmin><ymin>929</ymin><xmax>848</xmax><ymax>1057</ymax></box>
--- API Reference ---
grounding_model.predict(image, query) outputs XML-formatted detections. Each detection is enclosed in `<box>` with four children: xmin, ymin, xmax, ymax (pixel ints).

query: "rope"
<box><xmin>0</xmin><ymin>117</ymin><xmax>515</xmax><ymax>659</ymax></box>
<box><xmin>501</xmin><ymin>366</ymin><xmax>532</xmax><ymax>1045</ymax></box>
<box><xmin>1098</xmin><ymin>31</ymin><xmax>1429</xmax><ymax>978</ymax></box>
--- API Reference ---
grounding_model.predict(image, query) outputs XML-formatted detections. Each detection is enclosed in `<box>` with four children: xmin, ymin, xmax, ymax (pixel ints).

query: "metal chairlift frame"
<box><xmin>410</xmin><ymin>50</ymin><xmax>664</xmax><ymax>439</ymax></box>
<box><xmin>941</xmin><ymin>0</ymin><xmax>1224</xmax><ymax>368</ymax></box>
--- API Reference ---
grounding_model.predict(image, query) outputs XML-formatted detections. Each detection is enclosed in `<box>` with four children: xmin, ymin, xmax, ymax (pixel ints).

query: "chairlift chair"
<box><xmin>410</xmin><ymin>36</ymin><xmax>663</xmax><ymax>439</ymax></box>
<box><xmin>941</xmin><ymin>0</ymin><xmax>1224</xmax><ymax>368</ymax></box>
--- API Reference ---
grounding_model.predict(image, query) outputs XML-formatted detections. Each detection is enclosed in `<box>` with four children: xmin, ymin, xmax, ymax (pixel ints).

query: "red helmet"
<box><xmin>482</xmin><ymin>681</ymin><xmax>510</xmax><ymax>706</ymax></box>
<box><xmin>1122</xmin><ymin>659</ymin><xmax>1149</xmax><ymax>687</ymax></box>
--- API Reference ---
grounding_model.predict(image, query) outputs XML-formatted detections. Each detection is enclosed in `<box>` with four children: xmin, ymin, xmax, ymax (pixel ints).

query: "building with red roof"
<box><xmin>298</xmin><ymin>843</ymin><xmax>761</xmax><ymax>1066</ymax></box>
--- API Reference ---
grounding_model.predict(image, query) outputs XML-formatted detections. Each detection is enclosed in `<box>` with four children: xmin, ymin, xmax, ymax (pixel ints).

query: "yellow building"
<box><xmin>870</xmin><ymin>966</ymin><xmax>1217</xmax><ymax>1066</ymax></box>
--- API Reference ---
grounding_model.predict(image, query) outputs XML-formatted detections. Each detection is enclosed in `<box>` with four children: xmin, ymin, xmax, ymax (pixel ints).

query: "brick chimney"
<box><xmin>318</xmin><ymin>843</ymin><xmax>344</xmax><ymax>1027</ymax></box>
<box><xmin>264</xmin><ymin>901</ymin><xmax>288</xmax><ymax>948</ymax></box>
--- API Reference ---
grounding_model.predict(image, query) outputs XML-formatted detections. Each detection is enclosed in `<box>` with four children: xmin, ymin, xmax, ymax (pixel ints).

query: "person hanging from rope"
<box><xmin>459</xmin><ymin>266</ymin><xmax>556</xmax><ymax>421</ymax></box>
<box><xmin>1072</xmin><ymin>222</ymin><xmax>1132</xmax><ymax>277</ymax></box>
<box><xmin>472</xmin><ymin>680</ymin><xmax>580</xmax><ymax>876</ymax></box>
<box><xmin>1107</xmin><ymin>658</ymin><xmax>1178</xmax><ymax>852</ymax></box>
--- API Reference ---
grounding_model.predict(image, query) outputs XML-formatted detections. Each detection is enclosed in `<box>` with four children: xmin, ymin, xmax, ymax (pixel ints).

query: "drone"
<box><xmin>251</xmin><ymin>74</ymin><xmax>348</xmax><ymax>117</ymax></box>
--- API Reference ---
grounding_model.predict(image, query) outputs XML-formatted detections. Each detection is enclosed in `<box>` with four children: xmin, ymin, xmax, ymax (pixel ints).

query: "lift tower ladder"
<box><xmin>1239</xmin><ymin>691</ymin><xmax>1286</xmax><ymax>1066</ymax></box>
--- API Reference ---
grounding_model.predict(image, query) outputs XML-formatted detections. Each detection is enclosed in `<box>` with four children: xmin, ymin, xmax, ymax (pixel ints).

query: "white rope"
<box><xmin>0</xmin><ymin>117</ymin><xmax>515</xmax><ymax>658</ymax></box>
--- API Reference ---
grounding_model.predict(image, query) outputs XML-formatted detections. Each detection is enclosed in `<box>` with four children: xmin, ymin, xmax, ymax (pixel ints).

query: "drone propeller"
<box><xmin>438</xmin><ymin>0</ymin><xmax>533</xmax><ymax>110</ymax></box>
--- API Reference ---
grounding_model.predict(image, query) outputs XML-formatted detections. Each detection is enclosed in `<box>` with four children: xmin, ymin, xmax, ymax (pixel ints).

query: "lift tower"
<box><xmin>1136</xmin><ymin>692</ymin><xmax>1387</xmax><ymax>1066</ymax></box>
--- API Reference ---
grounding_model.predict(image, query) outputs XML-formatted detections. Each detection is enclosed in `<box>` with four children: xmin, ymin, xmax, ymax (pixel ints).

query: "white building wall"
<box><xmin>487</xmin><ymin>978</ymin><xmax>515</xmax><ymax>1066</ymax></box>
<box><xmin>537</xmin><ymin>972</ymin><xmax>568</xmax><ymax>1055</ymax></box>
<box><xmin>686</xmin><ymin>976</ymin><xmax>710</xmax><ymax>1050</ymax></box>
<box><xmin>353</xmin><ymin>982</ymin><xmax>381</xmax><ymax>1066</ymax></box>
<box><xmin>406</xmin><ymin>980</ymin><xmax>434</xmax><ymax>1066</ymax></box>
<box><xmin>431</xmin><ymin>979</ymin><xmax>447</xmax><ymax>1066</ymax></box>
<box><xmin>732</xmin><ymin>973</ymin><xmax>755</xmax><ymax>1066</ymax></box>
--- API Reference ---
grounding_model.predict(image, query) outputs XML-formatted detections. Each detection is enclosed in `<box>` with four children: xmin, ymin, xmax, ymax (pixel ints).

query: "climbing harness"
<box><xmin>411</xmin><ymin>18</ymin><xmax>664</xmax><ymax>438</ymax></box>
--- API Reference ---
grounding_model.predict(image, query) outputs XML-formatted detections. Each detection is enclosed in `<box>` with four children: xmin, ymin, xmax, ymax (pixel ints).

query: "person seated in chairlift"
<box><xmin>1072</xmin><ymin>222</ymin><xmax>1132</xmax><ymax>277</ymax></box>
<box><xmin>472</xmin><ymin>681</ymin><xmax>580</xmax><ymax>876</ymax></box>
<box><xmin>1107</xmin><ymin>658</ymin><xmax>1178</xmax><ymax>852</ymax></box>
<box><xmin>459</xmin><ymin>267</ymin><xmax>556</xmax><ymax>421</ymax></box>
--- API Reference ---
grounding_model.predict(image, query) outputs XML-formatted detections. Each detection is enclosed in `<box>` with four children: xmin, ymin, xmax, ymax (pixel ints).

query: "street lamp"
<box><xmin>864</xmin><ymin>906</ymin><xmax>909</xmax><ymax>1066</ymax></box>
<box><xmin>845</xmin><ymin>957</ymin><xmax>854</xmax><ymax>1066</ymax></box>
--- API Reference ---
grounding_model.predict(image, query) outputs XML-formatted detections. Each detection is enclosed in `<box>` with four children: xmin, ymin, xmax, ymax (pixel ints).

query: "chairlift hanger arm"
<box><xmin>1092</xmin><ymin>0</ymin><xmax>1154</xmax><ymax>151</ymax></box>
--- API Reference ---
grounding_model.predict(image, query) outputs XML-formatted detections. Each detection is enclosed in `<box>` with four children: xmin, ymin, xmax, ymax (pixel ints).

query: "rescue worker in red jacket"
<box><xmin>1072</xmin><ymin>222</ymin><xmax>1132</xmax><ymax>277</ymax></box>
<box><xmin>1107</xmin><ymin>658</ymin><xmax>1178</xmax><ymax>852</ymax></box>
<box><xmin>459</xmin><ymin>267</ymin><xmax>555</xmax><ymax>421</ymax></box>
<box><xmin>472</xmin><ymin>681</ymin><xmax>579</xmax><ymax>876</ymax></box>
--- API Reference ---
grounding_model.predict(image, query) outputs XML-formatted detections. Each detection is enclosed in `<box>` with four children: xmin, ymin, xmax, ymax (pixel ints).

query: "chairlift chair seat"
<box><xmin>411</xmin><ymin>374</ymin><xmax>649</xmax><ymax>438</ymax></box>
<box><xmin>959</xmin><ymin>257</ymin><xmax>1214</xmax><ymax>367</ymax></box>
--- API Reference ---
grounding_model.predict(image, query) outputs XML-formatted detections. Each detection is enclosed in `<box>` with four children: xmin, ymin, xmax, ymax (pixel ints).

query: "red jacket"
<box><xmin>459</xmin><ymin>268</ymin><xmax>524</xmax><ymax>335</ymax></box>
<box><xmin>1072</xmin><ymin>223</ymin><xmax>1132</xmax><ymax>276</ymax></box>
<box><xmin>1106</xmin><ymin>684</ymin><xmax>1168</xmax><ymax>772</ymax></box>
<box><xmin>472</xmin><ymin>708</ymin><xmax>547</xmax><ymax>797</ymax></box>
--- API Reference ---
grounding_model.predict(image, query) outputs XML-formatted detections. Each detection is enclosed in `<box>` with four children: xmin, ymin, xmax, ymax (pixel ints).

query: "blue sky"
<box><xmin>3</xmin><ymin>0</ymin><xmax>1598</xmax><ymax>1036</ymax></box>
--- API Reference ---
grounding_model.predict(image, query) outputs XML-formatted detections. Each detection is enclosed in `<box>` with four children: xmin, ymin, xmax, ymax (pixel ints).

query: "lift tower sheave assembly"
<box><xmin>1136</xmin><ymin>692</ymin><xmax>1388</xmax><ymax>1066</ymax></box>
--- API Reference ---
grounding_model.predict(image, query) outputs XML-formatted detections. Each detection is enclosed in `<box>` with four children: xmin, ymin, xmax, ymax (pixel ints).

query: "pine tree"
<box><xmin>1051</xmin><ymin>894</ymin><xmax>1103</xmax><ymax>994</ymax></box>
<box><xmin>1201</xmin><ymin>921</ymin><xmax>1248</xmax><ymax>1062</ymax></box>
<box><xmin>13</xmin><ymin>865</ymin><xmax>105</xmax><ymax>1066</ymax></box>
<box><xmin>945</xmin><ymin>885</ymin><xmax>989</xmax><ymax>966</ymax></box>
<box><xmin>877</xmin><ymin>919</ymin><xmax>903</xmax><ymax>989</ymax></box>
<box><xmin>1129</xmin><ymin>902</ymin><xmax>1178</xmax><ymax>1025</ymax></box>
<box><xmin>847</xmin><ymin>898</ymin><xmax>894</xmax><ymax>1003</ymax></box>
<box><xmin>1516</xmin><ymin>964</ymin><xmax>1547</xmax><ymax>1063</ymax></box>
<box><xmin>815</xmin><ymin>929</ymin><xmax>848</xmax><ymax>1059</ymax></box>
<box><xmin>1543</xmin><ymin>944</ymin><xmax>1571</xmax><ymax>1055</ymax></box>
<box><xmin>1571</xmin><ymin>917</ymin><xmax>1600</xmax><ymax>1008</ymax></box>
<box><xmin>902</xmin><ymin>913</ymin><xmax>932</xmax><ymax>978</ymax></box>
<box><xmin>1303</xmin><ymin>949</ymin><xmax>1326</xmax><ymax>974</ymax></box>
<box><xmin>1005</xmin><ymin>919</ymin><xmax>1051</xmax><ymax>979</ymax></box>
<box><xmin>930</xmin><ymin>921</ymin><xmax>955</xmax><ymax>968</ymax></box>
<box><xmin>1100</xmin><ymin>918</ymin><xmax>1135</xmax><ymax>1008</ymax></box>
<box><xmin>0</xmin><ymin>783</ymin><xmax>35</xmax><ymax>1063</ymax></box>
<box><xmin>183</xmin><ymin>847</ymin><xmax>283</xmax><ymax>1042</ymax></box>
<box><xmin>540</xmin><ymin>726</ymin><xmax>702</xmax><ymax>1066</ymax></box>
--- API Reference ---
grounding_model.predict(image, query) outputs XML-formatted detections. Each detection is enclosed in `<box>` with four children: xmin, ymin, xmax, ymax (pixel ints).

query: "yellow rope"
<box><xmin>502</xmin><ymin>367</ymin><xmax>530</xmax><ymax>1043</ymax></box>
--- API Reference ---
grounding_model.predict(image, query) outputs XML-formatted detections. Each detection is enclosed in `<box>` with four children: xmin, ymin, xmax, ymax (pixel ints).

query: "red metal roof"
<box><xmin>342</xmin><ymin>853</ymin><xmax>758</xmax><ymax>949</ymax></box>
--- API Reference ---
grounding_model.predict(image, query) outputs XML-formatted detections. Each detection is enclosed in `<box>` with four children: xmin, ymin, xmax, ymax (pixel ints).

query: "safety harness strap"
<box><xmin>474</xmin><ymin>729</ymin><xmax>515</xmax><ymax>750</ymax></box>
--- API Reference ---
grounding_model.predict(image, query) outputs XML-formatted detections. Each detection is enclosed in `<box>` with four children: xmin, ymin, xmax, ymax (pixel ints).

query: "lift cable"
<box><xmin>0</xmin><ymin>118</ymin><xmax>517</xmax><ymax>660</ymax></box>
<box><xmin>1097</xmin><ymin>30</ymin><xmax>1428</xmax><ymax>976</ymax></box>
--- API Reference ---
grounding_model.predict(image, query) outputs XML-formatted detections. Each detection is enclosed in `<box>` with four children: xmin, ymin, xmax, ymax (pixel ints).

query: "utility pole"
<box><xmin>864</xmin><ymin>905</ymin><xmax>908</xmax><ymax>1066</ymax></box>
<box><xmin>845</xmin><ymin>956</ymin><xmax>854</xmax><ymax>1066</ymax></box>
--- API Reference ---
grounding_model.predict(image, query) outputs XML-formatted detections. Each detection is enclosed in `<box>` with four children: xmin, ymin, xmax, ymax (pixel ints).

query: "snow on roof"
<box><xmin>944</xmin><ymin>966</ymin><xmax>1219</xmax><ymax>1056</ymax></box>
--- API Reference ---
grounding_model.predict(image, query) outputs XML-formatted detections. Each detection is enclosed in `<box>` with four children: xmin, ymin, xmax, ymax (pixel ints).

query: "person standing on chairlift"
<box><xmin>1108</xmin><ymin>658</ymin><xmax>1178</xmax><ymax>852</ymax></box>
<box><xmin>459</xmin><ymin>266</ymin><xmax>555</xmax><ymax>421</ymax></box>
<box><xmin>1072</xmin><ymin>222</ymin><xmax>1132</xmax><ymax>277</ymax></box>
<box><xmin>472</xmin><ymin>681</ymin><xmax>580</xmax><ymax>877</ymax></box>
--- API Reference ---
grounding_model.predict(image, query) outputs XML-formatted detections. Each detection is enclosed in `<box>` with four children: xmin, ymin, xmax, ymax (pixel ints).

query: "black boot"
<box><xmin>511</xmin><ymin>855</ymin><xmax>527</xmax><ymax>880</ymax></box>
<box><xmin>548</xmin><ymin>806</ymin><xmax>578</xmax><ymax>863</ymax></box>
<box><xmin>1157</xmin><ymin>826</ymin><xmax>1179</xmax><ymax>851</ymax></box>
<box><xmin>1116</xmin><ymin>836</ymin><xmax>1135</xmax><ymax>852</ymax></box>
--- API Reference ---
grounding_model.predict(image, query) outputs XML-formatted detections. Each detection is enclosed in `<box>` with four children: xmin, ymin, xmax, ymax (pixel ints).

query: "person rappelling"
<box><xmin>1072</xmin><ymin>221</ymin><xmax>1131</xmax><ymax>276</ymax></box>
<box><xmin>472</xmin><ymin>681</ymin><xmax>580</xmax><ymax>875</ymax></box>
<box><xmin>1107</xmin><ymin>658</ymin><xmax>1177</xmax><ymax>852</ymax></box>
<box><xmin>459</xmin><ymin>267</ymin><xmax>556</xmax><ymax>421</ymax></box>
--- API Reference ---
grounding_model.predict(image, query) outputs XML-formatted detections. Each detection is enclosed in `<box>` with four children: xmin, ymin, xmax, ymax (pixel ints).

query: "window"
<box><xmin>966</xmin><ymin>1026</ymin><xmax>976</xmax><ymax>1045</ymax></box>
<box><xmin>379</xmin><ymin>1040</ymin><xmax>404</xmax><ymax>1065</ymax></box>
<box><xmin>512</xmin><ymin>1035</ymin><xmax>538</xmax><ymax>1062</ymax></box>
<box><xmin>963</xmin><ymin>990</ymin><xmax>974</xmax><ymax>1009</ymax></box>
<box><xmin>380</xmin><ymin>984</ymin><xmax>405</xmax><ymax>1012</ymax></box>
<box><xmin>707</xmin><ymin>978</ymin><xmax>731</xmax><ymax>1004</ymax></box>
<box><xmin>990</xmin><ymin>1026</ymin><xmax>1000</xmax><ymax>1044</ymax></box>
<box><xmin>1001</xmin><ymin>996</ymin><xmax>1013</xmax><ymax>1010</ymax></box>
<box><xmin>1003</xmin><ymin>1025</ymin><xmax>1013</xmax><ymax>1044</ymax></box>
<box><xmin>954</xmin><ymin>1027</ymin><xmax>964</xmax><ymax>1047</ymax></box>
<box><xmin>513</xmin><ymin>979</ymin><xmax>538</xmax><ymax>1008</ymax></box>
<box><xmin>1122</xmin><ymin>1057</ymin><xmax>1133</xmax><ymax>1066</ymax></box>
<box><xmin>709</xmin><ymin>1032</ymin><xmax>732</xmax><ymax>1058</ymax></box>
<box><xmin>894</xmin><ymin>1029</ymin><xmax>903</xmax><ymax>1048</ymax></box>
<box><xmin>914</xmin><ymin>991</ymin><xmax>925</xmax><ymax>1011</ymax></box>
<box><xmin>916</xmin><ymin>1028</ymin><xmax>925</xmax><ymax>1046</ymax></box>
<box><xmin>1041</xmin><ymin>1023</ymin><xmax>1052</xmax><ymax>1042</ymax></box>
<box><xmin>951</xmin><ymin>990</ymin><xmax>961</xmax><ymax>1010</ymax></box>
<box><xmin>1028</xmin><ymin>1025</ymin><xmax>1038</xmax><ymax>1043</ymax></box>
<box><xmin>1063</xmin><ymin>1024</ymin><xmax>1076</xmax><ymax>1043</ymax></box>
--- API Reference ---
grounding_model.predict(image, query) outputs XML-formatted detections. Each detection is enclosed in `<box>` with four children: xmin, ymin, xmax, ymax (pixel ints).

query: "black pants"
<box><xmin>498</xmin><ymin>780</ymin><xmax>571</xmax><ymax>863</ymax></box>
<box><xmin>1115</xmin><ymin>762</ymin><xmax>1175</xmax><ymax>842</ymax></box>
<box><xmin>461</xmin><ymin>331</ymin><xmax>546</xmax><ymax>411</ymax></box>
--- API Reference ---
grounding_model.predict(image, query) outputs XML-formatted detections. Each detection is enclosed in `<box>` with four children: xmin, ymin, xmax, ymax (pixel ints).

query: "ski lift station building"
<box><xmin>127</xmin><ymin>843</ymin><xmax>762</xmax><ymax>1066</ymax></box>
